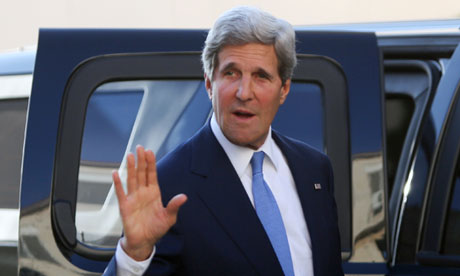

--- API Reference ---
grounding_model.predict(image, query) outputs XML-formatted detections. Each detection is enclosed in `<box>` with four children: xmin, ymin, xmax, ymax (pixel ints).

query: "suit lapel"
<box><xmin>272</xmin><ymin>131</ymin><xmax>326</xmax><ymax>275</ymax></box>
<box><xmin>190</xmin><ymin>124</ymin><xmax>284</xmax><ymax>275</ymax></box>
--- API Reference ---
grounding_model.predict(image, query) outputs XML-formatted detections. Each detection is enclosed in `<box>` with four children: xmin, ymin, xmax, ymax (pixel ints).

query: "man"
<box><xmin>105</xmin><ymin>6</ymin><xmax>343</xmax><ymax>276</ymax></box>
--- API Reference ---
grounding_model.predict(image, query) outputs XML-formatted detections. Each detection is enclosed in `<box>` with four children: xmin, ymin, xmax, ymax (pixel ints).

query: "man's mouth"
<box><xmin>233</xmin><ymin>110</ymin><xmax>255</xmax><ymax>119</ymax></box>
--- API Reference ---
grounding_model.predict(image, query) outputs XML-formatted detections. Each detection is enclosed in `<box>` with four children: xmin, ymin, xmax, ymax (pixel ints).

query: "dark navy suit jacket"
<box><xmin>105</xmin><ymin>122</ymin><xmax>343</xmax><ymax>275</ymax></box>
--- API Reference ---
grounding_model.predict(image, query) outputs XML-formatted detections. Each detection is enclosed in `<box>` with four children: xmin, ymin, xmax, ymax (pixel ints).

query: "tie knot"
<box><xmin>251</xmin><ymin>151</ymin><xmax>265</xmax><ymax>175</ymax></box>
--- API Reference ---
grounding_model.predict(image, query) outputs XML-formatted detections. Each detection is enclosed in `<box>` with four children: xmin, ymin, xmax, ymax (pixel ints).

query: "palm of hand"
<box><xmin>113</xmin><ymin>146</ymin><xmax>187</xmax><ymax>261</ymax></box>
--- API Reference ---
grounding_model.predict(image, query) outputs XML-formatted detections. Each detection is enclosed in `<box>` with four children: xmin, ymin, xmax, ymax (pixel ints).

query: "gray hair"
<box><xmin>202</xmin><ymin>6</ymin><xmax>297</xmax><ymax>84</ymax></box>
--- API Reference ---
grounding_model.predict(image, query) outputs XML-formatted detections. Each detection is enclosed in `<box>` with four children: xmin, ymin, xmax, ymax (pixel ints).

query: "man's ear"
<box><xmin>204</xmin><ymin>74</ymin><xmax>213</xmax><ymax>100</ymax></box>
<box><xmin>279</xmin><ymin>79</ymin><xmax>291</xmax><ymax>105</ymax></box>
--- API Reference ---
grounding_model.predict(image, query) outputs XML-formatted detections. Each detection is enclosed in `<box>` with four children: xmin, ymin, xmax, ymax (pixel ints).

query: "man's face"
<box><xmin>205</xmin><ymin>43</ymin><xmax>291</xmax><ymax>149</ymax></box>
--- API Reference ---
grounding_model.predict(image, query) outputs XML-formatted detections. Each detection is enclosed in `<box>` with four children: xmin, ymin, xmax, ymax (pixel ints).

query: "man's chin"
<box><xmin>225</xmin><ymin>133</ymin><xmax>267</xmax><ymax>150</ymax></box>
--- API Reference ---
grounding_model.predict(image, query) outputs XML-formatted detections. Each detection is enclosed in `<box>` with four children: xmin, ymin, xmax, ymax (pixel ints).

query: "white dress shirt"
<box><xmin>115</xmin><ymin>114</ymin><xmax>314</xmax><ymax>275</ymax></box>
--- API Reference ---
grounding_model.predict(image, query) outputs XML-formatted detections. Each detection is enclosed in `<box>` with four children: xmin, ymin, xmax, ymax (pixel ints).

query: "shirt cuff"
<box><xmin>115</xmin><ymin>238</ymin><xmax>155</xmax><ymax>276</ymax></box>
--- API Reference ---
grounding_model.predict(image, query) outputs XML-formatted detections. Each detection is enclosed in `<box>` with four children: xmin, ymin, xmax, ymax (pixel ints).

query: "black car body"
<box><xmin>10</xmin><ymin>21</ymin><xmax>460</xmax><ymax>275</ymax></box>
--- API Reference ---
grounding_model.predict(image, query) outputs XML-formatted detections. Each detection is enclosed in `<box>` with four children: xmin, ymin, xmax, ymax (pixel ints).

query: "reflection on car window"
<box><xmin>442</xmin><ymin>156</ymin><xmax>460</xmax><ymax>255</ymax></box>
<box><xmin>75</xmin><ymin>80</ymin><xmax>210</xmax><ymax>247</ymax></box>
<box><xmin>74</xmin><ymin>80</ymin><xmax>325</xmax><ymax>248</ymax></box>
<box><xmin>0</xmin><ymin>98</ymin><xmax>28</xmax><ymax>209</ymax></box>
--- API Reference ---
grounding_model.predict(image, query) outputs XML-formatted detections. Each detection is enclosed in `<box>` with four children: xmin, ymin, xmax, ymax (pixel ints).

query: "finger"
<box><xmin>136</xmin><ymin>145</ymin><xmax>147</xmax><ymax>187</ymax></box>
<box><xmin>145</xmin><ymin>150</ymin><xmax>158</xmax><ymax>188</ymax></box>
<box><xmin>127</xmin><ymin>153</ymin><xmax>137</xmax><ymax>194</ymax></box>
<box><xmin>165</xmin><ymin>194</ymin><xmax>188</xmax><ymax>224</ymax></box>
<box><xmin>113</xmin><ymin>170</ymin><xmax>126</xmax><ymax>206</ymax></box>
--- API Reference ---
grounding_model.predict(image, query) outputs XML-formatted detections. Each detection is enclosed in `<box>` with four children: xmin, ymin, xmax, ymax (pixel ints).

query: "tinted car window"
<box><xmin>273</xmin><ymin>82</ymin><xmax>323</xmax><ymax>152</ymax></box>
<box><xmin>442</xmin><ymin>155</ymin><xmax>460</xmax><ymax>255</ymax></box>
<box><xmin>0</xmin><ymin>98</ymin><xmax>28</xmax><ymax>209</ymax></box>
<box><xmin>76</xmin><ymin>80</ymin><xmax>209</xmax><ymax>247</ymax></box>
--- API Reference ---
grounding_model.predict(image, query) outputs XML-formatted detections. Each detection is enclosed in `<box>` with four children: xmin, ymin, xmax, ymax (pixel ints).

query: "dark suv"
<box><xmin>11</xmin><ymin>21</ymin><xmax>460</xmax><ymax>275</ymax></box>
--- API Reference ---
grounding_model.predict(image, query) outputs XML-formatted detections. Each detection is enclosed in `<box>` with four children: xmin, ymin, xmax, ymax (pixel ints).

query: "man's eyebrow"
<box><xmin>255</xmin><ymin>68</ymin><xmax>274</xmax><ymax>80</ymax></box>
<box><xmin>218</xmin><ymin>63</ymin><xmax>274</xmax><ymax>80</ymax></box>
<box><xmin>219</xmin><ymin>62</ymin><xmax>236</xmax><ymax>73</ymax></box>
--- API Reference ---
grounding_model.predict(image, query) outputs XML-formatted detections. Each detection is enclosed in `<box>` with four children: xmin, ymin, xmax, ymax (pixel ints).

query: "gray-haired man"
<box><xmin>105</xmin><ymin>6</ymin><xmax>343</xmax><ymax>276</ymax></box>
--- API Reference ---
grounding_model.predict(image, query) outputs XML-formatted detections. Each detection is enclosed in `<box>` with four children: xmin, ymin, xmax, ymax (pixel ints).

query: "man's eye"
<box><xmin>224</xmin><ymin>71</ymin><xmax>234</xmax><ymax>76</ymax></box>
<box><xmin>258</xmin><ymin>73</ymin><xmax>269</xmax><ymax>79</ymax></box>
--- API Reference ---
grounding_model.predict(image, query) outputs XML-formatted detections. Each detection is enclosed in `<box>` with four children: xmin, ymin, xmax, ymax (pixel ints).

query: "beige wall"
<box><xmin>1</xmin><ymin>0</ymin><xmax>460</xmax><ymax>51</ymax></box>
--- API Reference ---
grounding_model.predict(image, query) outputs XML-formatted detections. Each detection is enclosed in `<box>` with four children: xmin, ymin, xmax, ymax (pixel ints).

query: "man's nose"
<box><xmin>236</xmin><ymin>75</ymin><xmax>253</xmax><ymax>101</ymax></box>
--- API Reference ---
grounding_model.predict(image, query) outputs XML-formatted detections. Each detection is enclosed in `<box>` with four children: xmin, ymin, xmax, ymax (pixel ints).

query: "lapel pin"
<box><xmin>314</xmin><ymin>183</ymin><xmax>322</xmax><ymax>190</ymax></box>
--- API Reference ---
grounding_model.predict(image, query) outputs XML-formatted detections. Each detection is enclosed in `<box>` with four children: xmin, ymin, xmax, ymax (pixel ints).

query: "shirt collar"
<box><xmin>210</xmin><ymin>113</ymin><xmax>278</xmax><ymax>178</ymax></box>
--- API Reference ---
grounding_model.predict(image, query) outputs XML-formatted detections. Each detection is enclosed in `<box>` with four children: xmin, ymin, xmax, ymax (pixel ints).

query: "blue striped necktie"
<box><xmin>251</xmin><ymin>151</ymin><xmax>295</xmax><ymax>276</ymax></box>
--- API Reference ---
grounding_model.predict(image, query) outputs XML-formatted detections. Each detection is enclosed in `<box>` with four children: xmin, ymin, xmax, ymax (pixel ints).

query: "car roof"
<box><xmin>0</xmin><ymin>47</ymin><xmax>36</xmax><ymax>76</ymax></box>
<box><xmin>296</xmin><ymin>19</ymin><xmax>460</xmax><ymax>36</ymax></box>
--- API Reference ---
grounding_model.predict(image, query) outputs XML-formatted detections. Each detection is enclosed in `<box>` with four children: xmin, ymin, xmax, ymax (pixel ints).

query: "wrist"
<box><xmin>120</xmin><ymin>237</ymin><xmax>154</xmax><ymax>261</ymax></box>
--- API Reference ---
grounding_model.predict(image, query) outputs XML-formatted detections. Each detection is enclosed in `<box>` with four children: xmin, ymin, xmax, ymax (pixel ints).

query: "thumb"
<box><xmin>166</xmin><ymin>194</ymin><xmax>188</xmax><ymax>219</ymax></box>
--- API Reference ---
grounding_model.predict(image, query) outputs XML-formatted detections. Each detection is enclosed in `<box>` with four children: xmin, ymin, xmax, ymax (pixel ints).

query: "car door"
<box><xmin>397</xmin><ymin>43</ymin><xmax>460</xmax><ymax>275</ymax></box>
<box><xmin>19</xmin><ymin>29</ymin><xmax>386</xmax><ymax>275</ymax></box>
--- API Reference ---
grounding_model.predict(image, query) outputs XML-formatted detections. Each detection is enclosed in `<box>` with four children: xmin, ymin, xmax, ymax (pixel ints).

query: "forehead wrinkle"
<box><xmin>216</xmin><ymin>43</ymin><xmax>280</xmax><ymax>78</ymax></box>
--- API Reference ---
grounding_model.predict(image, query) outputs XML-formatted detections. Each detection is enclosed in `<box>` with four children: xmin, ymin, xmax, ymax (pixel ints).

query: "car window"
<box><xmin>442</xmin><ymin>155</ymin><xmax>460</xmax><ymax>255</ymax></box>
<box><xmin>0</xmin><ymin>73</ymin><xmax>30</xmax><ymax>249</ymax></box>
<box><xmin>385</xmin><ymin>94</ymin><xmax>415</xmax><ymax>191</ymax></box>
<box><xmin>74</xmin><ymin>79</ymin><xmax>324</xmax><ymax>248</ymax></box>
<box><xmin>273</xmin><ymin>82</ymin><xmax>323</xmax><ymax>152</ymax></box>
<box><xmin>75</xmin><ymin>80</ymin><xmax>209</xmax><ymax>247</ymax></box>
<box><xmin>0</xmin><ymin>98</ymin><xmax>27</xmax><ymax>209</ymax></box>
<box><xmin>0</xmin><ymin>73</ymin><xmax>31</xmax><ymax>211</ymax></box>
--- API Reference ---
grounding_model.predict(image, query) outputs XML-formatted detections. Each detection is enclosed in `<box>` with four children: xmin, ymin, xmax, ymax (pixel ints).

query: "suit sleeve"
<box><xmin>102</xmin><ymin>256</ymin><xmax>117</xmax><ymax>276</ymax></box>
<box><xmin>103</xmin><ymin>229</ymin><xmax>184</xmax><ymax>276</ymax></box>
<box><xmin>325</xmin><ymin>154</ymin><xmax>335</xmax><ymax>195</ymax></box>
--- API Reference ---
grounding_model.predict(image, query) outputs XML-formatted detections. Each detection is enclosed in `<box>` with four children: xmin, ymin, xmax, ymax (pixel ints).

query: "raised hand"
<box><xmin>113</xmin><ymin>145</ymin><xmax>187</xmax><ymax>261</ymax></box>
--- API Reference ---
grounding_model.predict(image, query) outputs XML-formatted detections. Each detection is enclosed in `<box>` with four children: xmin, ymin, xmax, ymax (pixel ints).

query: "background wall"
<box><xmin>1</xmin><ymin>0</ymin><xmax>460</xmax><ymax>51</ymax></box>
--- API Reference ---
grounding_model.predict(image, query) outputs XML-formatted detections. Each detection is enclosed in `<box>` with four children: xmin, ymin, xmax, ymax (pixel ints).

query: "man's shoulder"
<box><xmin>155</xmin><ymin>132</ymin><xmax>197</xmax><ymax>197</ymax></box>
<box><xmin>156</xmin><ymin>122</ymin><xmax>212</xmax><ymax>174</ymax></box>
<box><xmin>273</xmin><ymin>130</ymin><xmax>329</xmax><ymax>163</ymax></box>
<box><xmin>157</xmin><ymin>135</ymin><xmax>193</xmax><ymax>172</ymax></box>
<box><xmin>273</xmin><ymin>130</ymin><xmax>334</xmax><ymax>192</ymax></box>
